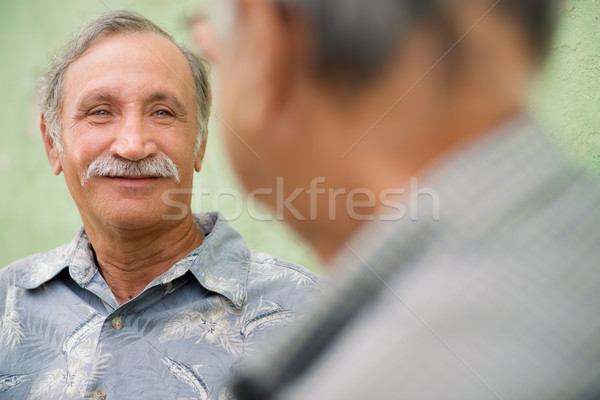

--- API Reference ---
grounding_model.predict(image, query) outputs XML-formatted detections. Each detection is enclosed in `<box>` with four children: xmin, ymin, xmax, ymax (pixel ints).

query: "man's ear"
<box><xmin>236</xmin><ymin>0</ymin><xmax>297</xmax><ymax>129</ymax></box>
<box><xmin>40</xmin><ymin>114</ymin><xmax>62</xmax><ymax>175</ymax></box>
<box><xmin>194</xmin><ymin>139</ymin><xmax>207</xmax><ymax>172</ymax></box>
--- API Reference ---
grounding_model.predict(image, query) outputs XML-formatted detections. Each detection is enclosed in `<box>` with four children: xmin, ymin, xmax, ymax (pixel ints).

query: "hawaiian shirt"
<box><xmin>0</xmin><ymin>212</ymin><xmax>325</xmax><ymax>400</ymax></box>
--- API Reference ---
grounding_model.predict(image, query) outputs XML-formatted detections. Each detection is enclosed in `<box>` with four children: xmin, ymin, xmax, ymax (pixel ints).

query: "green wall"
<box><xmin>0</xmin><ymin>0</ymin><xmax>599</xmax><ymax>269</ymax></box>
<box><xmin>533</xmin><ymin>1</ymin><xmax>600</xmax><ymax>172</ymax></box>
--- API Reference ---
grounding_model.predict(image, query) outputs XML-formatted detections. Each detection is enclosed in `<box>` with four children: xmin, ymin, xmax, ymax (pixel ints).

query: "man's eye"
<box><xmin>155</xmin><ymin>110</ymin><xmax>174</xmax><ymax>117</ymax></box>
<box><xmin>92</xmin><ymin>110</ymin><xmax>110</xmax><ymax>116</ymax></box>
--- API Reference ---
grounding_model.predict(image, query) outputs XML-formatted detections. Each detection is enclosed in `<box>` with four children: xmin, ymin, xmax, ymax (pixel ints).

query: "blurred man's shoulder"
<box><xmin>529</xmin><ymin>165</ymin><xmax>600</xmax><ymax>257</ymax></box>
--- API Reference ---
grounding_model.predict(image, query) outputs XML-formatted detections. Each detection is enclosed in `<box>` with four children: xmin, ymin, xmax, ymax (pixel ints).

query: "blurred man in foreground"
<box><xmin>0</xmin><ymin>10</ymin><xmax>323</xmax><ymax>399</ymax></box>
<box><xmin>213</xmin><ymin>0</ymin><xmax>600</xmax><ymax>398</ymax></box>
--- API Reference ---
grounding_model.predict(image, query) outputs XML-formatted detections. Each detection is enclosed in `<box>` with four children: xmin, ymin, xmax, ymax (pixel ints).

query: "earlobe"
<box><xmin>194</xmin><ymin>140</ymin><xmax>207</xmax><ymax>172</ymax></box>
<box><xmin>48</xmin><ymin>148</ymin><xmax>62</xmax><ymax>176</ymax></box>
<box><xmin>40</xmin><ymin>115</ymin><xmax>62</xmax><ymax>176</ymax></box>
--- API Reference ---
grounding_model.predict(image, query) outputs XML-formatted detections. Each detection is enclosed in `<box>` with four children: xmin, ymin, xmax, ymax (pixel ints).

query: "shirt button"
<box><xmin>111</xmin><ymin>316</ymin><xmax>124</xmax><ymax>330</ymax></box>
<box><xmin>93</xmin><ymin>389</ymin><xmax>107</xmax><ymax>399</ymax></box>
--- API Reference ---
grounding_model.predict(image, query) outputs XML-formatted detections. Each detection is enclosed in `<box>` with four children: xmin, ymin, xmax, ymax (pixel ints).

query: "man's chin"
<box><xmin>77</xmin><ymin>181</ymin><xmax>193</xmax><ymax>232</ymax></box>
<box><xmin>95</xmin><ymin>203</ymin><xmax>173</xmax><ymax>231</ymax></box>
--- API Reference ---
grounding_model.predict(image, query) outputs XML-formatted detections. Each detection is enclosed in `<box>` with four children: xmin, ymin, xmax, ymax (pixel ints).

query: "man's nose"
<box><xmin>109</xmin><ymin>114</ymin><xmax>158</xmax><ymax>161</ymax></box>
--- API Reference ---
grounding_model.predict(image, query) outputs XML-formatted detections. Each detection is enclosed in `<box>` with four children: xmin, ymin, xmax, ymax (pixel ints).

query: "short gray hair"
<box><xmin>277</xmin><ymin>0</ymin><xmax>435</xmax><ymax>84</ymax></box>
<box><xmin>38</xmin><ymin>10</ymin><xmax>212</xmax><ymax>152</ymax></box>
<box><xmin>219</xmin><ymin>0</ymin><xmax>559</xmax><ymax>88</ymax></box>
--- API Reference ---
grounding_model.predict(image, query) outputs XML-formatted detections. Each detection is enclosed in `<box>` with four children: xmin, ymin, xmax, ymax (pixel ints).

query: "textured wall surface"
<box><xmin>533</xmin><ymin>0</ymin><xmax>600</xmax><ymax>173</ymax></box>
<box><xmin>0</xmin><ymin>0</ymin><xmax>599</xmax><ymax>268</ymax></box>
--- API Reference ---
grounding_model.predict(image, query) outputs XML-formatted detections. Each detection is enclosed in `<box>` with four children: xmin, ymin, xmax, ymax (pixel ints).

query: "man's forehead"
<box><xmin>62</xmin><ymin>32</ymin><xmax>195</xmax><ymax>103</ymax></box>
<box><xmin>71</xmin><ymin>31</ymin><xmax>187</xmax><ymax>66</ymax></box>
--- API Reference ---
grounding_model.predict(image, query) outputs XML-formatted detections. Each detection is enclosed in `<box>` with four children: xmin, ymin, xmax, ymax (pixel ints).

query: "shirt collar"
<box><xmin>334</xmin><ymin>114</ymin><xmax>576</xmax><ymax>274</ymax></box>
<box><xmin>417</xmin><ymin>114</ymin><xmax>575</xmax><ymax>240</ymax></box>
<box><xmin>14</xmin><ymin>227</ymin><xmax>88</xmax><ymax>290</ymax></box>
<box><xmin>15</xmin><ymin>212</ymin><xmax>250</xmax><ymax>309</ymax></box>
<box><xmin>183</xmin><ymin>212</ymin><xmax>250</xmax><ymax>308</ymax></box>
<box><xmin>316</xmin><ymin>116</ymin><xmax>576</xmax><ymax>355</ymax></box>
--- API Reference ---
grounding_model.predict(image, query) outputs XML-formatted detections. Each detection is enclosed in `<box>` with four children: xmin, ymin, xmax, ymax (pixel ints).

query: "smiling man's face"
<box><xmin>45</xmin><ymin>31</ymin><xmax>202</xmax><ymax>231</ymax></box>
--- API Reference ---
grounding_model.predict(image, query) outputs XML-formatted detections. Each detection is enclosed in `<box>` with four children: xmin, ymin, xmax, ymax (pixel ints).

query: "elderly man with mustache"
<box><xmin>0</xmin><ymin>10</ymin><xmax>323</xmax><ymax>400</ymax></box>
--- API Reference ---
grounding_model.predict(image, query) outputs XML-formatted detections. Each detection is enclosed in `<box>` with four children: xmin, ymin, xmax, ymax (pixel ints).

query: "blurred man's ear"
<box><xmin>194</xmin><ymin>140</ymin><xmax>207</xmax><ymax>172</ymax></box>
<box><xmin>189</xmin><ymin>17</ymin><xmax>218</xmax><ymax>63</ymax></box>
<box><xmin>229</xmin><ymin>0</ymin><xmax>297</xmax><ymax>131</ymax></box>
<box><xmin>40</xmin><ymin>114</ymin><xmax>62</xmax><ymax>176</ymax></box>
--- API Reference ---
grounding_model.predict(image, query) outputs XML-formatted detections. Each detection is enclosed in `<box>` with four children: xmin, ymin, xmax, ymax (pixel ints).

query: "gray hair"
<box><xmin>38</xmin><ymin>10</ymin><xmax>212</xmax><ymax>153</ymax></box>
<box><xmin>278</xmin><ymin>0</ymin><xmax>436</xmax><ymax>84</ymax></box>
<box><xmin>218</xmin><ymin>0</ymin><xmax>559</xmax><ymax>88</ymax></box>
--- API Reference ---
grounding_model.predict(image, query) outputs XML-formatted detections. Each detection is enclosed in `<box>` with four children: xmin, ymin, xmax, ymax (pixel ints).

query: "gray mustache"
<box><xmin>81</xmin><ymin>153</ymin><xmax>180</xmax><ymax>186</ymax></box>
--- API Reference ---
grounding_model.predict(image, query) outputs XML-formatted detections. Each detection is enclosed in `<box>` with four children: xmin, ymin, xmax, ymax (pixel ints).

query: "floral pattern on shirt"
<box><xmin>0</xmin><ymin>212</ymin><xmax>325</xmax><ymax>399</ymax></box>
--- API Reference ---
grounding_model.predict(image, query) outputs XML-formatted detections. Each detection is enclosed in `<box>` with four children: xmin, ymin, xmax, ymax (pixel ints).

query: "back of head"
<box><xmin>214</xmin><ymin>0</ymin><xmax>562</xmax><ymax>260</ymax></box>
<box><xmin>272</xmin><ymin>0</ymin><xmax>559</xmax><ymax>87</ymax></box>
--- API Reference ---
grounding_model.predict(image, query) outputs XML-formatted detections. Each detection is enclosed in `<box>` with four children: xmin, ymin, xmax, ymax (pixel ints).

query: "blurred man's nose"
<box><xmin>109</xmin><ymin>114</ymin><xmax>158</xmax><ymax>161</ymax></box>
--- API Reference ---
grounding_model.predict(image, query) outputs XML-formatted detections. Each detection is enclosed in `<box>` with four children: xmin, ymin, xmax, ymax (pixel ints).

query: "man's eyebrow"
<box><xmin>146</xmin><ymin>92</ymin><xmax>188</xmax><ymax>114</ymax></box>
<box><xmin>75</xmin><ymin>90</ymin><xmax>189</xmax><ymax>114</ymax></box>
<box><xmin>76</xmin><ymin>91</ymin><xmax>117</xmax><ymax>109</ymax></box>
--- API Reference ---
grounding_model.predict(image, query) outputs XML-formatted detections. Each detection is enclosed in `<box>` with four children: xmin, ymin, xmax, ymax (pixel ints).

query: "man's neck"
<box><xmin>306</xmin><ymin>98</ymin><xmax>524</xmax><ymax>264</ymax></box>
<box><xmin>83</xmin><ymin>215</ymin><xmax>205</xmax><ymax>305</ymax></box>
